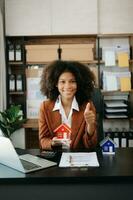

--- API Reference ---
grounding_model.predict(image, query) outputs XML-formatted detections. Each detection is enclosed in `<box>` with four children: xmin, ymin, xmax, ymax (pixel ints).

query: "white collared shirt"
<box><xmin>53</xmin><ymin>96</ymin><xmax>79</xmax><ymax>127</ymax></box>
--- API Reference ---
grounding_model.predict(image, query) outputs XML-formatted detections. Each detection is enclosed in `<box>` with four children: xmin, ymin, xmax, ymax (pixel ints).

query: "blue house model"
<box><xmin>100</xmin><ymin>137</ymin><xmax>116</xmax><ymax>154</ymax></box>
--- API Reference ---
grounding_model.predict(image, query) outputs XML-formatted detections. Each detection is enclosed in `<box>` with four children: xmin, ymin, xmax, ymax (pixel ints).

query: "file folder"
<box><xmin>120</xmin><ymin>77</ymin><xmax>131</xmax><ymax>91</ymax></box>
<box><xmin>117</xmin><ymin>52</ymin><xmax>129</xmax><ymax>67</ymax></box>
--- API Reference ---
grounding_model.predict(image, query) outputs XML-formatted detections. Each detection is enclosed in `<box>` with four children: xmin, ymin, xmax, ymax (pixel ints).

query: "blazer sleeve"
<box><xmin>83</xmin><ymin>102</ymin><xmax>98</xmax><ymax>149</ymax></box>
<box><xmin>38</xmin><ymin>102</ymin><xmax>53</xmax><ymax>150</ymax></box>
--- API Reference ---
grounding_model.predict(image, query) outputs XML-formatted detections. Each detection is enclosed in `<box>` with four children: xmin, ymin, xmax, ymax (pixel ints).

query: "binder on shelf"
<box><xmin>105</xmin><ymin>130</ymin><xmax>129</xmax><ymax>148</ymax></box>
<box><xmin>9</xmin><ymin>74</ymin><xmax>15</xmax><ymax>91</ymax></box>
<box><xmin>15</xmin><ymin>44</ymin><xmax>22</xmax><ymax>61</ymax></box>
<box><xmin>16</xmin><ymin>74</ymin><xmax>23</xmax><ymax>91</ymax></box>
<box><xmin>128</xmin><ymin>132</ymin><xmax>133</xmax><ymax>147</ymax></box>
<box><xmin>121</xmin><ymin>132</ymin><xmax>127</xmax><ymax>148</ymax></box>
<box><xmin>113</xmin><ymin>132</ymin><xmax>120</xmax><ymax>148</ymax></box>
<box><xmin>8</xmin><ymin>43</ymin><xmax>15</xmax><ymax>61</ymax></box>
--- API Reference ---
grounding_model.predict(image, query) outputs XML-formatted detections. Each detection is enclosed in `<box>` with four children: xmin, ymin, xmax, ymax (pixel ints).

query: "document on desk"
<box><xmin>59</xmin><ymin>152</ymin><xmax>99</xmax><ymax>167</ymax></box>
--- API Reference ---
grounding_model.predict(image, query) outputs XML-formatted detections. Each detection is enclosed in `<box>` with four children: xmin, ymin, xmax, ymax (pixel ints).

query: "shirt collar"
<box><xmin>53</xmin><ymin>95</ymin><xmax>79</xmax><ymax>111</ymax></box>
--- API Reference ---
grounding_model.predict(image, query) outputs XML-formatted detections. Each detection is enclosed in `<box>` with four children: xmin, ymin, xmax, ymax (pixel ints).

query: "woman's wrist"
<box><xmin>86</xmin><ymin>124</ymin><xmax>95</xmax><ymax>137</ymax></box>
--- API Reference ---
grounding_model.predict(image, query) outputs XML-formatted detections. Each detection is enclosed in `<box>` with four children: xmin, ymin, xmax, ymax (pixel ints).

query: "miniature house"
<box><xmin>100</xmin><ymin>137</ymin><xmax>116</xmax><ymax>154</ymax></box>
<box><xmin>53</xmin><ymin>123</ymin><xmax>71</xmax><ymax>139</ymax></box>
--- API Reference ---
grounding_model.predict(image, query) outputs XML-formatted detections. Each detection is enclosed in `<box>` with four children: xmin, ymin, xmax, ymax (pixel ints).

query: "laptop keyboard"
<box><xmin>20</xmin><ymin>159</ymin><xmax>41</xmax><ymax>170</ymax></box>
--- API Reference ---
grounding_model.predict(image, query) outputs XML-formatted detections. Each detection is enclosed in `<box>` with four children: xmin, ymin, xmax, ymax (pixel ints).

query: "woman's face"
<box><xmin>57</xmin><ymin>72</ymin><xmax>77</xmax><ymax>101</ymax></box>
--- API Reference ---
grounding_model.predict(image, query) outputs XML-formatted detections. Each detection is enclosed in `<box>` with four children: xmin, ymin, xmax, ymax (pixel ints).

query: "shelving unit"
<box><xmin>6</xmin><ymin>37</ymin><xmax>26</xmax><ymax>117</ymax></box>
<box><xmin>98</xmin><ymin>34</ymin><xmax>133</xmax><ymax>148</ymax></box>
<box><xmin>6</xmin><ymin>35</ymin><xmax>101</xmax><ymax>148</ymax></box>
<box><xmin>6</xmin><ymin>34</ymin><xmax>133</xmax><ymax>148</ymax></box>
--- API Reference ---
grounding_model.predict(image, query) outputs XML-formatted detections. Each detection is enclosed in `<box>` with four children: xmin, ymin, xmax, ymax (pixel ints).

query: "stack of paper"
<box><xmin>104</xmin><ymin>100</ymin><xmax>128</xmax><ymax>119</ymax></box>
<box><xmin>102</xmin><ymin>71</ymin><xmax>131</xmax><ymax>91</ymax></box>
<box><xmin>59</xmin><ymin>152</ymin><xmax>99</xmax><ymax>167</ymax></box>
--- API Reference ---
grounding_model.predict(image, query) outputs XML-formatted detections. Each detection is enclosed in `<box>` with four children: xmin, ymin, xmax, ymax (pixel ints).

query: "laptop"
<box><xmin>0</xmin><ymin>136</ymin><xmax>57</xmax><ymax>173</ymax></box>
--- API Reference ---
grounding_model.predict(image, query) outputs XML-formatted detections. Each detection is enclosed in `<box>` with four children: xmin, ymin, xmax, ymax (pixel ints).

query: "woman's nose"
<box><xmin>64</xmin><ymin>82</ymin><xmax>71</xmax><ymax>88</ymax></box>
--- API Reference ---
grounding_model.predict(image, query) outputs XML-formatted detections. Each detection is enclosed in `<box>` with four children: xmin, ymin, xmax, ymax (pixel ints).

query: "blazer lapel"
<box><xmin>46</xmin><ymin>101</ymin><xmax>61</xmax><ymax>133</ymax></box>
<box><xmin>49</xmin><ymin>110</ymin><xmax>61</xmax><ymax>132</ymax></box>
<box><xmin>71</xmin><ymin>104</ymin><xmax>85</xmax><ymax>141</ymax></box>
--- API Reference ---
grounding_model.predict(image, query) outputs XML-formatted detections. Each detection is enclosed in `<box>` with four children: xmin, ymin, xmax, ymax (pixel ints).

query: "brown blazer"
<box><xmin>39</xmin><ymin>100</ymin><xmax>97</xmax><ymax>150</ymax></box>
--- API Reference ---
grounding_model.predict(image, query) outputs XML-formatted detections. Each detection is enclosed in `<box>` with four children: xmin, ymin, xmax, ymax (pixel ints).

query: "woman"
<box><xmin>39</xmin><ymin>60</ymin><xmax>97</xmax><ymax>150</ymax></box>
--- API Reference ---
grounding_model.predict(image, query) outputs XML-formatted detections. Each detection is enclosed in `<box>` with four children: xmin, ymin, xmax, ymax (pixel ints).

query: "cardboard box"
<box><xmin>61</xmin><ymin>44</ymin><xmax>94</xmax><ymax>61</ymax></box>
<box><xmin>26</xmin><ymin>45</ymin><xmax>59</xmax><ymax>62</ymax></box>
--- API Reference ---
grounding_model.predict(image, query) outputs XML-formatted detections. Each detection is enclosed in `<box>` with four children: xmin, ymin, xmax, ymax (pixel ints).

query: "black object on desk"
<box><xmin>39</xmin><ymin>151</ymin><xmax>57</xmax><ymax>158</ymax></box>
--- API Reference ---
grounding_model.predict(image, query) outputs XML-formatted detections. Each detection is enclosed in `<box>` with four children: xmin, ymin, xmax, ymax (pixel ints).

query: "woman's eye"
<box><xmin>59</xmin><ymin>80</ymin><xmax>65</xmax><ymax>84</ymax></box>
<box><xmin>71</xmin><ymin>80</ymin><xmax>76</xmax><ymax>83</ymax></box>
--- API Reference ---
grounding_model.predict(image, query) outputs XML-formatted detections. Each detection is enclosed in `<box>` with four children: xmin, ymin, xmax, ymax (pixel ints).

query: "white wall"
<box><xmin>99</xmin><ymin>0</ymin><xmax>133</xmax><ymax>34</ymax></box>
<box><xmin>5</xmin><ymin>0</ymin><xmax>97</xmax><ymax>36</ymax></box>
<box><xmin>51</xmin><ymin>0</ymin><xmax>97</xmax><ymax>35</ymax></box>
<box><xmin>5</xmin><ymin>0</ymin><xmax>52</xmax><ymax>35</ymax></box>
<box><xmin>5</xmin><ymin>0</ymin><xmax>133</xmax><ymax>36</ymax></box>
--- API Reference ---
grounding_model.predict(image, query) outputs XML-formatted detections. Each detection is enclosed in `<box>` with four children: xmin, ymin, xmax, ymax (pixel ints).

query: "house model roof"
<box><xmin>53</xmin><ymin>123</ymin><xmax>71</xmax><ymax>134</ymax></box>
<box><xmin>100</xmin><ymin>136</ymin><xmax>116</xmax><ymax>146</ymax></box>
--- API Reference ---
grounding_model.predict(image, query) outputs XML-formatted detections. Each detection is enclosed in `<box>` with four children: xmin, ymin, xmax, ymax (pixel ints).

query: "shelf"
<box><xmin>9</xmin><ymin>91</ymin><xmax>25</xmax><ymax>95</ymax></box>
<box><xmin>98</xmin><ymin>33</ymin><xmax>133</xmax><ymax>38</ymax></box>
<box><xmin>101</xmin><ymin>90</ymin><xmax>131</xmax><ymax>94</ymax></box>
<box><xmin>26</xmin><ymin>60</ymin><xmax>99</xmax><ymax>65</ymax></box>
<box><xmin>100</xmin><ymin>60</ymin><xmax>133</xmax><ymax>64</ymax></box>
<box><xmin>8</xmin><ymin>62</ymin><xmax>24</xmax><ymax>65</ymax></box>
<box><xmin>23</xmin><ymin>119</ymin><xmax>38</xmax><ymax>129</ymax></box>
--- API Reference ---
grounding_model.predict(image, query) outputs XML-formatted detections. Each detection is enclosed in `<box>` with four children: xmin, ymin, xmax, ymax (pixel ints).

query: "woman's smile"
<box><xmin>57</xmin><ymin>72</ymin><xmax>77</xmax><ymax>100</ymax></box>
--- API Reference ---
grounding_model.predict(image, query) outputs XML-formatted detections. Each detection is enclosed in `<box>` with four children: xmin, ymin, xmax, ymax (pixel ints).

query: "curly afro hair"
<box><xmin>40</xmin><ymin>60</ymin><xmax>95</xmax><ymax>105</ymax></box>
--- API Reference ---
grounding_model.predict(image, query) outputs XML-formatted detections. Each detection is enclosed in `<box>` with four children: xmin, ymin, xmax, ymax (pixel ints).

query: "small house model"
<box><xmin>53</xmin><ymin>123</ymin><xmax>71</xmax><ymax>139</ymax></box>
<box><xmin>100</xmin><ymin>137</ymin><xmax>116</xmax><ymax>154</ymax></box>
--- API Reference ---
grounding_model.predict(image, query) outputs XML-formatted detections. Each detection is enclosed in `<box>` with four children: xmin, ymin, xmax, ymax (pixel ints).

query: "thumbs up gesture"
<box><xmin>84</xmin><ymin>103</ymin><xmax>96</xmax><ymax>135</ymax></box>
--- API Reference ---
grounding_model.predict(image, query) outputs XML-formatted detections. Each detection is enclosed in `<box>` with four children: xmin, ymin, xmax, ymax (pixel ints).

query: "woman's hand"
<box><xmin>51</xmin><ymin>137</ymin><xmax>71</xmax><ymax>149</ymax></box>
<box><xmin>84</xmin><ymin>103</ymin><xmax>96</xmax><ymax>136</ymax></box>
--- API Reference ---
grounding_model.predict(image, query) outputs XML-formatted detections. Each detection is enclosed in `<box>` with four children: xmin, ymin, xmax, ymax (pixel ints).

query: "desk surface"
<box><xmin>0</xmin><ymin>148</ymin><xmax>133</xmax><ymax>184</ymax></box>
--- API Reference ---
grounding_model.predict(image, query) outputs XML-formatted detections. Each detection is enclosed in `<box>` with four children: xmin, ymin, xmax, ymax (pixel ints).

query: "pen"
<box><xmin>69</xmin><ymin>155</ymin><xmax>73</xmax><ymax>166</ymax></box>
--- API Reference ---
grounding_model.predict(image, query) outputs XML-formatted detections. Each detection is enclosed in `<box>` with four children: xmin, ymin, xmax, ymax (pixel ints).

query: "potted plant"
<box><xmin>0</xmin><ymin>105</ymin><xmax>26</xmax><ymax>138</ymax></box>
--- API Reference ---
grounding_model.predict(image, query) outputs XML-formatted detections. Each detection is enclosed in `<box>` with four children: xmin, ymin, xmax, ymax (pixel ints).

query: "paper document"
<box><xmin>105</xmin><ymin>75</ymin><xmax>118</xmax><ymax>91</ymax></box>
<box><xmin>105</xmin><ymin>108</ymin><xmax>127</xmax><ymax>113</ymax></box>
<box><xmin>105</xmin><ymin>101</ymin><xmax>127</xmax><ymax>108</ymax></box>
<box><xmin>105</xmin><ymin>114</ymin><xmax>127</xmax><ymax>119</ymax></box>
<box><xmin>59</xmin><ymin>152</ymin><xmax>99</xmax><ymax>167</ymax></box>
<box><xmin>104</xmin><ymin>50</ymin><xmax>115</xmax><ymax>66</ymax></box>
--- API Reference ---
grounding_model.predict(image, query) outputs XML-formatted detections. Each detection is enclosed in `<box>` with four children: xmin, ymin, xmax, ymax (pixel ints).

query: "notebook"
<box><xmin>0</xmin><ymin>136</ymin><xmax>57</xmax><ymax>173</ymax></box>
